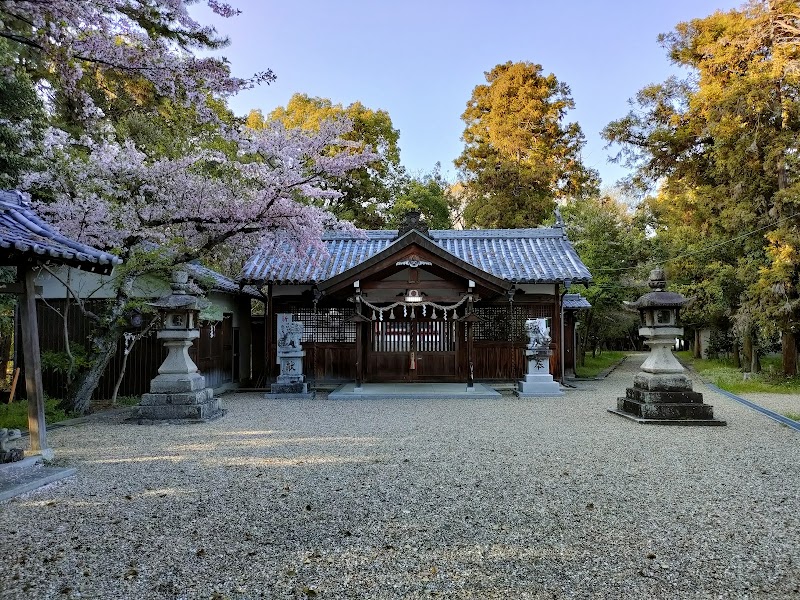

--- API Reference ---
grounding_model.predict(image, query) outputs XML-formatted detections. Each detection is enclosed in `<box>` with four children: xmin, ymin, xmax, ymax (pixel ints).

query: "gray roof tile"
<box><xmin>241</xmin><ymin>227</ymin><xmax>592</xmax><ymax>285</ymax></box>
<box><xmin>563</xmin><ymin>293</ymin><xmax>592</xmax><ymax>310</ymax></box>
<box><xmin>0</xmin><ymin>190</ymin><xmax>121</xmax><ymax>274</ymax></box>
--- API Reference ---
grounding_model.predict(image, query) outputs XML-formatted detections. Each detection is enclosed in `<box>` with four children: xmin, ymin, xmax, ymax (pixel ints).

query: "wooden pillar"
<box><xmin>355</xmin><ymin>320</ymin><xmax>363</xmax><ymax>388</ymax></box>
<box><xmin>349</xmin><ymin>290</ymin><xmax>370</xmax><ymax>389</ymax></box>
<box><xmin>265</xmin><ymin>283</ymin><xmax>273</xmax><ymax>383</ymax></box>
<box><xmin>18</xmin><ymin>265</ymin><xmax>47</xmax><ymax>454</ymax></box>
<box><xmin>553</xmin><ymin>285</ymin><xmax>562</xmax><ymax>380</ymax></box>
<box><xmin>467</xmin><ymin>321</ymin><xmax>474</xmax><ymax>389</ymax></box>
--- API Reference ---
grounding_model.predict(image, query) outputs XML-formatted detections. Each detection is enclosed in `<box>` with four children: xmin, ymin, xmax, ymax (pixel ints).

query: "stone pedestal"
<box><xmin>515</xmin><ymin>348</ymin><xmax>563</xmax><ymax>398</ymax></box>
<box><xmin>611</xmin><ymin>336</ymin><xmax>723</xmax><ymax>424</ymax></box>
<box><xmin>137</xmin><ymin>329</ymin><xmax>225</xmax><ymax>423</ymax></box>
<box><xmin>266</xmin><ymin>314</ymin><xmax>311</xmax><ymax>398</ymax></box>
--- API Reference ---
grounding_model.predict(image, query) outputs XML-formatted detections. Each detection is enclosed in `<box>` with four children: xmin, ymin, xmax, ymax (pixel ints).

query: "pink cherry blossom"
<box><xmin>23</xmin><ymin>121</ymin><xmax>375</xmax><ymax>272</ymax></box>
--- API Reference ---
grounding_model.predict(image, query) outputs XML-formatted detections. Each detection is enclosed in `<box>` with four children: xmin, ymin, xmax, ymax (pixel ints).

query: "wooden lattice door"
<box><xmin>367</xmin><ymin>318</ymin><xmax>459</xmax><ymax>382</ymax></box>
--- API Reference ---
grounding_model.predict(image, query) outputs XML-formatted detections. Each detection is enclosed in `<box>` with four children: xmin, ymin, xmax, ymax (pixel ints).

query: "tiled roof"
<box><xmin>0</xmin><ymin>190</ymin><xmax>121</xmax><ymax>274</ymax></box>
<box><xmin>563</xmin><ymin>293</ymin><xmax>592</xmax><ymax>310</ymax></box>
<box><xmin>241</xmin><ymin>227</ymin><xmax>592</xmax><ymax>285</ymax></box>
<box><xmin>185</xmin><ymin>262</ymin><xmax>260</xmax><ymax>298</ymax></box>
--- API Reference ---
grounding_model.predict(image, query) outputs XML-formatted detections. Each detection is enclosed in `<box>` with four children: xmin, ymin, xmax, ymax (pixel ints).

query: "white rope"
<box><xmin>360</xmin><ymin>295</ymin><xmax>470</xmax><ymax>320</ymax></box>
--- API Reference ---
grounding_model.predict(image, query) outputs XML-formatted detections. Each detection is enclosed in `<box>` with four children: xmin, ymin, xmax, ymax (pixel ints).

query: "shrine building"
<box><xmin>241</xmin><ymin>213</ymin><xmax>592</xmax><ymax>389</ymax></box>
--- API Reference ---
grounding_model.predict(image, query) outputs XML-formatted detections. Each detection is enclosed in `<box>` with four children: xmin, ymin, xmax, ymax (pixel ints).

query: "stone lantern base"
<box><xmin>138</xmin><ymin>373</ymin><xmax>225</xmax><ymax>423</ymax></box>
<box><xmin>609</xmin><ymin>371</ymin><xmax>726</xmax><ymax>426</ymax></box>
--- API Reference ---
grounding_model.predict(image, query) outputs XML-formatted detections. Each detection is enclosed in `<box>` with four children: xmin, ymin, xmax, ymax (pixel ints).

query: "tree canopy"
<box><xmin>455</xmin><ymin>61</ymin><xmax>598</xmax><ymax>228</ymax></box>
<box><xmin>603</xmin><ymin>0</ymin><xmax>800</xmax><ymax>374</ymax></box>
<box><xmin>252</xmin><ymin>93</ymin><xmax>402</xmax><ymax>228</ymax></box>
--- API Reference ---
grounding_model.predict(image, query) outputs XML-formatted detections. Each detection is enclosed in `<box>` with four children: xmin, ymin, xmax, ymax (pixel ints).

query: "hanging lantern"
<box><xmin>410</xmin><ymin>306</ymin><xmax>416</xmax><ymax>318</ymax></box>
<box><xmin>452</xmin><ymin>309</ymin><xmax>458</xmax><ymax>320</ymax></box>
<box><xmin>431</xmin><ymin>308</ymin><xmax>437</xmax><ymax>319</ymax></box>
<box><xmin>372</xmin><ymin>309</ymin><xmax>377</xmax><ymax>320</ymax></box>
<box><xmin>389</xmin><ymin>307</ymin><xmax>396</xmax><ymax>320</ymax></box>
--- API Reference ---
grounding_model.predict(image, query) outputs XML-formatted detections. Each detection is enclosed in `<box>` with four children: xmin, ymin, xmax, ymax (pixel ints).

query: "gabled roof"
<box><xmin>0</xmin><ymin>190</ymin><xmax>121</xmax><ymax>274</ymax></box>
<box><xmin>563</xmin><ymin>293</ymin><xmax>592</xmax><ymax>310</ymax></box>
<box><xmin>241</xmin><ymin>226</ymin><xmax>592</xmax><ymax>286</ymax></box>
<box><xmin>318</xmin><ymin>229</ymin><xmax>511</xmax><ymax>294</ymax></box>
<box><xmin>185</xmin><ymin>262</ymin><xmax>260</xmax><ymax>298</ymax></box>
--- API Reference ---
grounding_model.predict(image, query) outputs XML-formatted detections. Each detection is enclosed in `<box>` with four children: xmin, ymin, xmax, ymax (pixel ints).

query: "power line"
<box><xmin>591</xmin><ymin>211</ymin><xmax>798</xmax><ymax>274</ymax></box>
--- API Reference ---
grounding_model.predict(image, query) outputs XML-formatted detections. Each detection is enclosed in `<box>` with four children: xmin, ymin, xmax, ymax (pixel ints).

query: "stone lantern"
<box><xmin>609</xmin><ymin>268</ymin><xmax>725</xmax><ymax>425</ymax></box>
<box><xmin>137</xmin><ymin>270</ymin><xmax>225</xmax><ymax>422</ymax></box>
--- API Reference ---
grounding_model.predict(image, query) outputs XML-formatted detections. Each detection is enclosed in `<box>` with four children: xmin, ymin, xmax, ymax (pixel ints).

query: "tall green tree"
<box><xmin>603</xmin><ymin>0</ymin><xmax>800</xmax><ymax>375</ymax></box>
<box><xmin>562</xmin><ymin>195</ymin><xmax>649</xmax><ymax>361</ymax></box>
<box><xmin>258</xmin><ymin>93</ymin><xmax>403</xmax><ymax>228</ymax></box>
<box><xmin>387</xmin><ymin>164</ymin><xmax>454</xmax><ymax>230</ymax></box>
<box><xmin>455</xmin><ymin>61</ymin><xmax>598</xmax><ymax>228</ymax></box>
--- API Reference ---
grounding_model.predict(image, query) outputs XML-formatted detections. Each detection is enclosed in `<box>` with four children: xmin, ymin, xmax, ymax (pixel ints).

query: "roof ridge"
<box><xmin>321</xmin><ymin>227</ymin><xmax>565</xmax><ymax>241</ymax></box>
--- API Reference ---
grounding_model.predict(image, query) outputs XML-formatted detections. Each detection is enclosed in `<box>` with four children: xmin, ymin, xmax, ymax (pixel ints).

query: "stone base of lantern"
<box><xmin>609</xmin><ymin>372</ymin><xmax>726</xmax><ymax>426</ymax></box>
<box><xmin>136</xmin><ymin>373</ymin><xmax>225</xmax><ymax>423</ymax></box>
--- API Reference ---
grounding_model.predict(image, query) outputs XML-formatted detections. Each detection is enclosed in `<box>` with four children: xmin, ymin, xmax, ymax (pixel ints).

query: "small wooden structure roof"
<box><xmin>0</xmin><ymin>190</ymin><xmax>121</xmax><ymax>273</ymax></box>
<box><xmin>563</xmin><ymin>293</ymin><xmax>592</xmax><ymax>310</ymax></box>
<box><xmin>0</xmin><ymin>190</ymin><xmax>122</xmax><ymax>456</ymax></box>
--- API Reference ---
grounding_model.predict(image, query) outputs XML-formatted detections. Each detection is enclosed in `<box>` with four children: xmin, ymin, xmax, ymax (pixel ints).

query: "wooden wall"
<box><xmin>255</xmin><ymin>299</ymin><xmax>565</xmax><ymax>384</ymax></box>
<box><xmin>36</xmin><ymin>300</ymin><xmax>235</xmax><ymax>401</ymax></box>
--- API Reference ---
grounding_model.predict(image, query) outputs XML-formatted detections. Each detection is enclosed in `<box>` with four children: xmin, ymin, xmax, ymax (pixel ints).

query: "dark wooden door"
<box><xmin>367</xmin><ymin>318</ymin><xmax>458</xmax><ymax>382</ymax></box>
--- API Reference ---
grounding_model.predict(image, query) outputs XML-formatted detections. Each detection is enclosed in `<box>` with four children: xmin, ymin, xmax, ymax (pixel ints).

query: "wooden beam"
<box><xmin>0</xmin><ymin>282</ymin><xmax>42</xmax><ymax>295</ymax></box>
<box><xmin>18</xmin><ymin>266</ymin><xmax>47</xmax><ymax>454</ymax></box>
<box><xmin>361</xmin><ymin>280</ymin><xmax>466</xmax><ymax>290</ymax></box>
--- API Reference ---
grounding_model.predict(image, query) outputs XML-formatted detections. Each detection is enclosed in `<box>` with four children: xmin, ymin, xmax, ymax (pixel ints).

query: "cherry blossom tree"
<box><xmin>2</xmin><ymin>1</ymin><xmax>379</xmax><ymax>412</ymax></box>
<box><xmin>21</xmin><ymin>119</ymin><xmax>374</xmax><ymax>413</ymax></box>
<box><xmin>0</xmin><ymin>0</ymin><xmax>271</xmax><ymax>122</ymax></box>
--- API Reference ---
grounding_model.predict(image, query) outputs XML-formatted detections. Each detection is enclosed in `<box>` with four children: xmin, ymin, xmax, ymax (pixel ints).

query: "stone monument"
<box><xmin>137</xmin><ymin>270</ymin><xmax>225</xmax><ymax>422</ymax></box>
<box><xmin>609</xmin><ymin>268</ymin><xmax>725</xmax><ymax>425</ymax></box>
<box><xmin>515</xmin><ymin>318</ymin><xmax>563</xmax><ymax>397</ymax></box>
<box><xmin>267</xmin><ymin>313</ymin><xmax>310</xmax><ymax>396</ymax></box>
<box><xmin>0</xmin><ymin>428</ymin><xmax>23</xmax><ymax>463</ymax></box>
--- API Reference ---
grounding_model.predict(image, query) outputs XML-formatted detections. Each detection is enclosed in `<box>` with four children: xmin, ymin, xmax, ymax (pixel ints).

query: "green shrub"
<box><xmin>0</xmin><ymin>396</ymin><xmax>72</xmax><ymax>430</ymax></box>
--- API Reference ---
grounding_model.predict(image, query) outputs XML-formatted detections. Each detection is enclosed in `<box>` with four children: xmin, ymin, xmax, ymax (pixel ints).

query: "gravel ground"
<box><xmin>735</xmin><ymin>392</ymin><xmax>800</xmax><ymax>418</ymax></box>
<box><xmin>1</xmin><ymin>353</ymin><xmax>799</xmax><ymax>599</ymax></box>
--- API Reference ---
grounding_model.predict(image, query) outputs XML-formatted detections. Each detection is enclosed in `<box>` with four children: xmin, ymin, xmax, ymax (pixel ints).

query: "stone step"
<box><xmin>617</xmin><ymin>397</ymin><xmax>715</xmax><ymax>420</ymax></box>
<box><xmin>625</xmin><ymin>387</ymin><xmax>705</xmax><ymax>404</ymax></box>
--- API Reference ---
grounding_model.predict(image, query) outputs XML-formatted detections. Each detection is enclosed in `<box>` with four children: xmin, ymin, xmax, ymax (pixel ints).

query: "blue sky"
<box><xmin>196</xmin><ymin>0</ymin><xmax>742</xmax><ymax>189</ymax></box>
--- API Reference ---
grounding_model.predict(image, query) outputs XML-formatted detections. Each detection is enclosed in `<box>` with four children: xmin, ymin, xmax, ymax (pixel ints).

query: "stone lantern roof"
<box><xmin>625</xmin><ymin>268</ymin><xmax>688</xmax><ymax>310</ymax></box>
<box><xmin>149</xmin><ymin>269</ymin><xmax>210</xmax><ymax>312</ymax></box>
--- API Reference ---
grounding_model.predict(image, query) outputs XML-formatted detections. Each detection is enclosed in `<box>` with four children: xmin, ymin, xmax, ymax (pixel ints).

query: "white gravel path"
<box><xmin>1</xmin><ymin>353</ymin><xmax>799</xmax><ymax>599</ymax></box>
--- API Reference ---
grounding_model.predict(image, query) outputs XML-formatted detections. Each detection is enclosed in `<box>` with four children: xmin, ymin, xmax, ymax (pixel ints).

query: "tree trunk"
<box><xmin>782</xmin><ymin>330</ymin><xmax>797</xmax><ymax>376</ymax></box>
<box><xmin>693</xmin><ymin>329</ymin><xmax>702</xmax><ymax>359</ymax></box>
<box><xmin>732</xmin><ymin>342</ymin><xmax>741</xmax><ymax>369</ymax></box>
<box><xmin>68</xmin><ymin>328</ymin><xmax>121</xmax><ymax>415</ymax></box>
<box><xmin>65</xmin><ymin>275</ymin><xmax>134</xmax><ymax>415</ymax></box>
<box><xmin>742</xmin><ymin>331</ymin><xmax>753</xmax><ymax>372</ymax></box>
<box><xmin>750</xmin><ymin>333</ymin><xmax>761</xmax><ymax>374</ymax></box>
<box><xmin>578</xmin><ymin>311</ymin><xmax>593</xmax><ymax>368</ymax></box>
